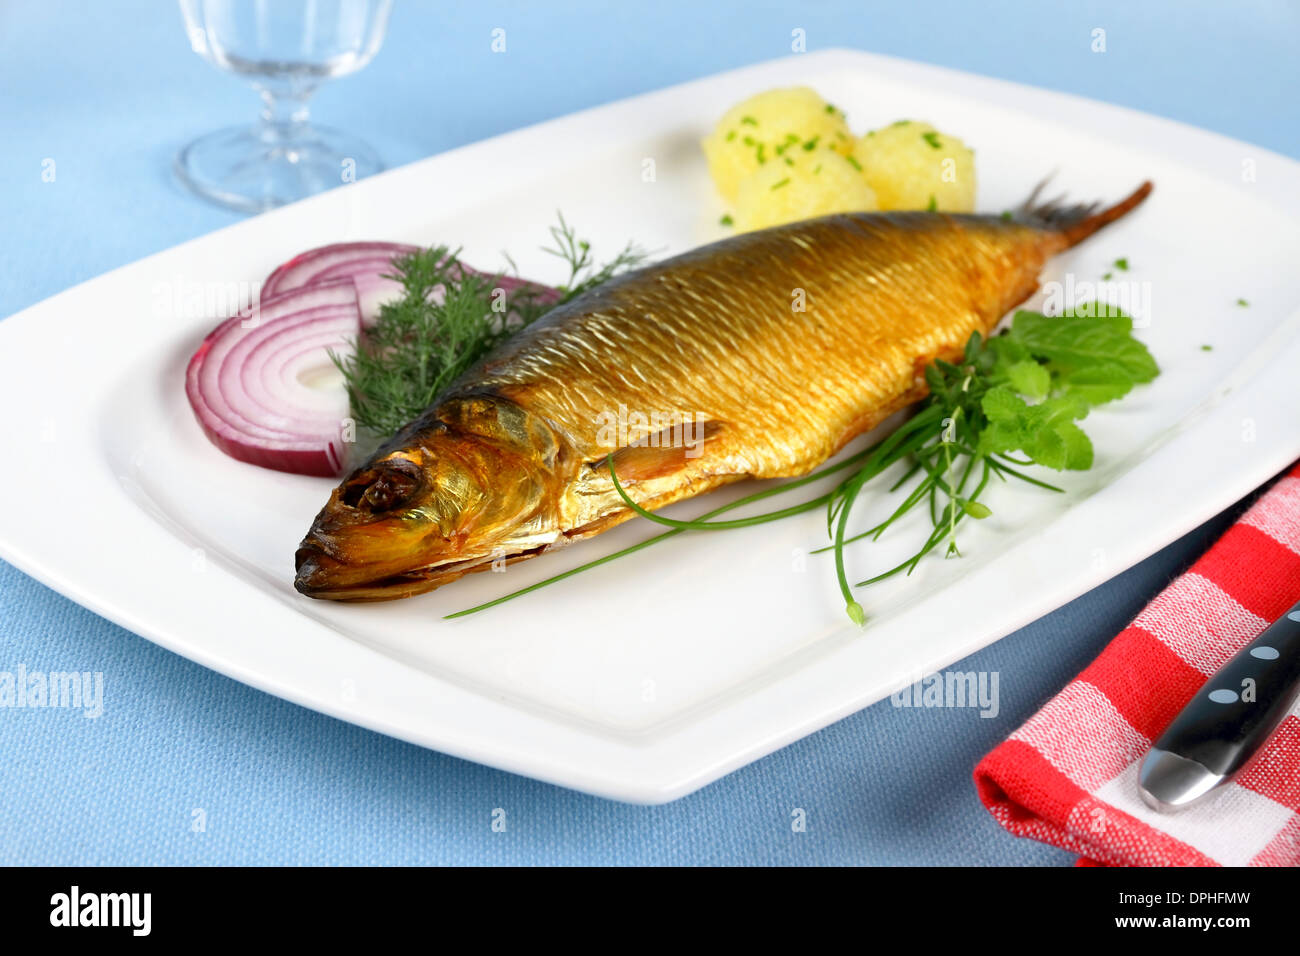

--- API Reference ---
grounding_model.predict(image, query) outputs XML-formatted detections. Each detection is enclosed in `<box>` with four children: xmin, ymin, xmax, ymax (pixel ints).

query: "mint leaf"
<box><xmin>976</xmin><ymin>420</ymin><xmax>1024</xmax><ymax>457</ymax></box>
<box><xmin>1031</xmin><ymin>393</ymin><xmax>1091</xmax><ymax>425</ymax></box>
<box><xmin>1055</xmin><ymin>364</ymin><xmax>1137</xmax><ymax>405</ymax></box>
<box><xmin>1007</xmin><ymin>310</ymin><xmax>1158</xmax><ymax>386</ymax></box>
<box><xmin>976</xmin><ymin>386</ymin><xmax>1091</xmax><ymax>470</ymax></box>
<box><xmin>1021</xmin><ymin>425</ymin><xmax>1066</xmax><ymax>470</ymax></box>
<box><xmin>1004</xmin><ymin>359</ymin><xmax>1051</xmax><ymax>399</ymax></box>
<box><xmin>981</xmin><ymin>385</ymin><xmax>1028</xmax><ymax>422</ymax></box>
<box><xmin>1055</xmin><ymin>421</ymin><xmax>1094</xmax><ymax>470</ymax></box>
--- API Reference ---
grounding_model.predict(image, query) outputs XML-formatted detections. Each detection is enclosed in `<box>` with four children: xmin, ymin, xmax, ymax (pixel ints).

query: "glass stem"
<box><xmin>256</xmin><ymin>85</ymin><xmax>315</xmax><ymax>148</ymax></box>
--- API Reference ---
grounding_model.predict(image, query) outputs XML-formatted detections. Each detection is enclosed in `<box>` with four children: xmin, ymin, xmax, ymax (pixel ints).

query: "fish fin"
<box><xmin>601</xmin><ymin>420</ymin><xmax>727</xmax><ymax>483</ymax></box>
<box><xmin>1018</xmin><ymin>180</ymin><xmax>1153</xmax><ymax>248</ymax></box>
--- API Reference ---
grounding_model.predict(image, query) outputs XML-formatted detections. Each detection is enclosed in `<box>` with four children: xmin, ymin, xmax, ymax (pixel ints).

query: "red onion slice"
<box><xmin>263</xmin><ymin>242</ymin><xmax>417</xmax><ymax>324</ymax></box>
<box><xmin>262</xmin><ymin>242</ymin><xmax>418</xmax><ymax>296</ymax></box>
<box><xmin>185</xmin><ymin>279</ymin><xmax>362</xmax><ymax>477</ymax></box>
<box><xmin>262</xmin><ymin>241</ymin><xmax>562</xmax><ymax>324</ymax></box>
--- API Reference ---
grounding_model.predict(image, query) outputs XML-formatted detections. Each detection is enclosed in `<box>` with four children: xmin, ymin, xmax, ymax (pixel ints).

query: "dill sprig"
<box><xmin>540</xmin><ymin>211</ymin><xmax>649</xmax><ymax>302</ymax></box>
<box><xmin>333</xmin><ymin>247</ymin><xmax>507</xmax><ymax>437</ymax></box>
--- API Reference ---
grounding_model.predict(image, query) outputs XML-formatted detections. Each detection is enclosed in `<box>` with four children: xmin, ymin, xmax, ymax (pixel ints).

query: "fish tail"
<box><xmin>1019</xmin><ymin>179</ymin><xmax>1153</xmax><ymax>248</ymax></box>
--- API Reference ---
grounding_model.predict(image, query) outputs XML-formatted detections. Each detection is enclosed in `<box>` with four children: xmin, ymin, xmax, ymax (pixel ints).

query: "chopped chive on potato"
<box><xmin>702</xmin><ymin>87</ymin><xmax>855</xmax><ymax>202</ymax></box>
<box><xmin>851</xmin><ymin>120</ymin><xmax>976</xmax><ymax>212</ymax></box>
<box><xmin>734</xmin><ymin>148</ymin><xmax>878</xmax><ymax>232</ymax></box>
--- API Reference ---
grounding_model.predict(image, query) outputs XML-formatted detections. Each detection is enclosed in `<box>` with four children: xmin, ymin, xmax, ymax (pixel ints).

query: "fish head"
<box><xmin>294</xmin><ymin>393</ymin><xmax>566</xmax><ymax>600</ymax></box>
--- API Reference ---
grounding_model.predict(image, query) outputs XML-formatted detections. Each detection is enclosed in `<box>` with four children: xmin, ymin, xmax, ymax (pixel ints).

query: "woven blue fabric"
<box><xmin>1</xmin><ymin>0</ymin><xmax>1293</xmax><ymax>865</ymax></box>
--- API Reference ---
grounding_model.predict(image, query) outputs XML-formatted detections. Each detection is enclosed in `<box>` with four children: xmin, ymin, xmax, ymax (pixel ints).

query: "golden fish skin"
<box><xmin>295</xmin><ymin>183</ymin><xmax>1152</xmax><ymax>601</ymax></box>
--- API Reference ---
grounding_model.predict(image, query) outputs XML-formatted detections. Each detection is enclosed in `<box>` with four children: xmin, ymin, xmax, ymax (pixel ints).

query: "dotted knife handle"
<box><xmin>1152</xmin><ymin>598</ymin><xmax>1300</xmax><ymax>778</ymax></box>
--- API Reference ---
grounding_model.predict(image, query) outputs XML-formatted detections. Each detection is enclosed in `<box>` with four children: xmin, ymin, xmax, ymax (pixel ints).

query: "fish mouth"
<box><xmin>294</xmin><ymin>538</ymin><xmax>559</xmax><ymax>603</ymax></box>
<box><xmin>294</xmin><ymin>541</ymin><xmax>465</xmax><ymax>602</ymax></box>
<box><xmin>294</xmin><ymin>539</ymin><xmax>519</xmax><ymax>603</ymax></box>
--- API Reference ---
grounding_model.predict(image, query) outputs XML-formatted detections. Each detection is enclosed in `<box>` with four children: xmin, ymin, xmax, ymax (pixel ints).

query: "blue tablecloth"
<box><xmin>1</xmin><ymin>0</ymin><xmax>1294</xmax><ymax>865</ymax></box>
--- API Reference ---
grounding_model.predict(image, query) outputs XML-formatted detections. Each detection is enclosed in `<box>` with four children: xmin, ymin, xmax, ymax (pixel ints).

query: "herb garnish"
<box><xmin>451</xmin><ymin>305</ymin><xmax>1158</xmax><ymax>624</ymax></box>
<box><xmin>332</xmin><ymin>248</ymin><xmax>502</xmax><ymax>437</ymax></box>
<box><xmin>1236</xmin><ymin>298</ymin><xmax>1249</xmax><ymax>307</ymax></box>
<box><xmin>536</xmin><ymin>212</ymin><xmax>648</xmax><ymax>302</ymax></box>
<box><xmin>921</xmin><ymin>131</ymin><xmax>942</xmax><ymax>149</ymax></box>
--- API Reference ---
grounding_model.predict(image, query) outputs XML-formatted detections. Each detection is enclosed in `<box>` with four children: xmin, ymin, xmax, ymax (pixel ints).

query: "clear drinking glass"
<box><xmin>176</xmin><ymin>0</ymin><xmax>394</xmax><ymax>213</ymax></box>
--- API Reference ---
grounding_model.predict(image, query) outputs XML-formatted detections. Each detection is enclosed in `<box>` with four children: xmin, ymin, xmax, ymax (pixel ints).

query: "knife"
<box><xmin>1138</xmin><ymin>597</ymin><xmax>1300</xmax><ymax>811</ymax></box>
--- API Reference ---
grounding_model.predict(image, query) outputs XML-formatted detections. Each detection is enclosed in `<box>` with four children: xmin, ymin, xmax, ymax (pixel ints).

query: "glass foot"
<box><xmin>175</xmin><ymin>123</ymin><xmax>383</xmax><ymax>213</ymax></box>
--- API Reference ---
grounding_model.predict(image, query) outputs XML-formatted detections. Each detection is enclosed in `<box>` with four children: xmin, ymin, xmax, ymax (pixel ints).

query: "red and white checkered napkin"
<box><xmin>974</xmin><ymin>462</ymin><xmax>1300</xmax><ymax>866</ymax></box>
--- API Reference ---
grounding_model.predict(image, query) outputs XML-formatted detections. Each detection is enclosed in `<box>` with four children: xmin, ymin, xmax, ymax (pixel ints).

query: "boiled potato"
<box><xmin>851</xmin><ymin>121</ymin><xmax>976</xmax><ymax>212</ymax></box>
<box><xmin>702</xmin><ymin>87</ymin><xmax>855</xmax><ymax>202</ymax></box>
<box><xmin>734</xmin><ymin>148</ymin><xmax>878</xmax><ymax>232</ymax></box>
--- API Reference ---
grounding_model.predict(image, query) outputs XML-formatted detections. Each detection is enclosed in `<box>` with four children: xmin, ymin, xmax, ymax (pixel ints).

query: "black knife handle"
<box><xmin>1152</xmin><ymin>597</ymin><xmax>1300</xmax><ymax>778</ymax></box>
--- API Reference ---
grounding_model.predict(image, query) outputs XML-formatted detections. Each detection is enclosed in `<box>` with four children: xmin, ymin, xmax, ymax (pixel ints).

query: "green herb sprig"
<box><xmin>817</xmin><ymin>306</ymin><xmax>1156</xmax><ymax>623</ymax></box>
<box><xmin>452</xmin><ymin>305</ymin><xmax>1158</xmax><ymax>624</ymax></box>
<box><xmin>333</xmin><ymin>247</ymin><xmax>502</xmax><ymax>437</ymax></box>
<box><xmin>534</xmin><ymin>212</ymin><xmax>648</xmax><ymax>306</ymax></box>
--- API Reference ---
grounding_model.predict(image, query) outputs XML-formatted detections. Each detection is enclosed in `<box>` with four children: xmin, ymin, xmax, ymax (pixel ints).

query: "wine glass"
<box><xmin>176</xmin><ymin>0</ymin><xmax>393</xmax><ymax>213</ymax></box>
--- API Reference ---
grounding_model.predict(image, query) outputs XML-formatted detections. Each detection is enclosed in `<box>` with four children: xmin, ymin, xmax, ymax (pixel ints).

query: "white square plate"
<box><xmin>2</xmin><ymin>50</ymin><xmax>1299</xmax><ymax>802</ymax></box>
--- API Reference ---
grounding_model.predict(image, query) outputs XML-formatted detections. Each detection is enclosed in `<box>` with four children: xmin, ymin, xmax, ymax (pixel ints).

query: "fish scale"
<box><xmin>461</xmin><ymin>213</ymin><xmax>1051</xmax><ymax>477</ymax></box>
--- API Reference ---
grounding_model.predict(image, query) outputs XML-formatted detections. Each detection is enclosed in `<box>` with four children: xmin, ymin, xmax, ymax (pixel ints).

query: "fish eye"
<box><xmin>340</xmin><ymin>460</ymin><xmax>423</xmax><ymax>513</ymax></box>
